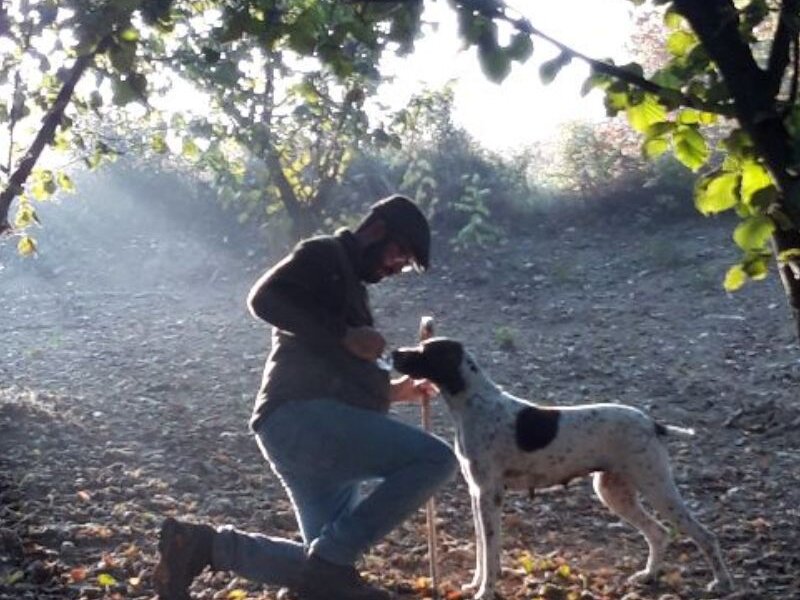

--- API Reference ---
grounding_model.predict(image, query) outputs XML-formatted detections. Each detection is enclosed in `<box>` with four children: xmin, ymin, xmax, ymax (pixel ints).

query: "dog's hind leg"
<box><xmin>593</xmin><ymin>471</ymin><xmax>670</xmax><ymax>585</ymax></box>
<box><xmin>636</xmin><ymin>469</ymin><xmax>733</xmax><ymax>594</ymax></box>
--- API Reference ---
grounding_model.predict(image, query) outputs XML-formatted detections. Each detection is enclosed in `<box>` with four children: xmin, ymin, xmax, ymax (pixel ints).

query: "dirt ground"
<box><xmin>1</xmin><ymin>176</ymin><xmax>799</xmax><ymax>600</ymax></box>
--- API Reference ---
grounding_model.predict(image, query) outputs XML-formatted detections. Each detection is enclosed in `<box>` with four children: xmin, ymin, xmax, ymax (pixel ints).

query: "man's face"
<box><xmin>360</xmin><ymin>239</ymin><xmax>415</xmax><ymax>283</ymax></box>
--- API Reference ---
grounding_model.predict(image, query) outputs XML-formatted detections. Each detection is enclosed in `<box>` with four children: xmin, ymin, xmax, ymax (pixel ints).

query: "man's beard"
<box><xmin>359</xmin><ymin>240</ymin><xmax>390</xmax><ymax>283</ymax></box>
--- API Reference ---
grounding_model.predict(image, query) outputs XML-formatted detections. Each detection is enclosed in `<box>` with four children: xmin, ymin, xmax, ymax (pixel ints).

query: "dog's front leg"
<box><xmin>474</xmin><ymin>479</ymin><xmax>504</xmax><ymax>600</ymax></box>
<box><xmin>462</xmin><ymin>480</ymin><xmax>483</xmax><ymax>595</ymax></box>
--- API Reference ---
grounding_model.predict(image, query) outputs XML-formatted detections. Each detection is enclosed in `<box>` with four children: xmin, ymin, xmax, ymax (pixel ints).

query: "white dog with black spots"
<box><xmin>392</xmin><ymin>337</ymin><xmax>733</xmax><ymax>600</ymax></box>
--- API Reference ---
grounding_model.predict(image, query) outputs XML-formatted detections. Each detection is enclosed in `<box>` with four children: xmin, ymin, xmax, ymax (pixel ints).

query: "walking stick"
<box><xmin>418</xmin><ymin>315</ymin><xmax>440</xmax><ymax>598</ymax></box>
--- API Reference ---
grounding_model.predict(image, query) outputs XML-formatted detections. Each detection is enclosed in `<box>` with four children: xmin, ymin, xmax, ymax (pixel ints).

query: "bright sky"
<box><xmin>380</xmin><ymin>0</ymin><xmax>636</xmax><ymax>152</ymax></box>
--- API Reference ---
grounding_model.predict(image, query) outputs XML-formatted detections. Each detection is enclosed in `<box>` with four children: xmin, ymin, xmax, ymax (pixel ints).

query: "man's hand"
<box><xmin>390</xmin><ymin>375</ymin><xmax>439</xmax><ymax>404</ymax></box>
<box><xmin>342</xmin><ymin>325</ymin><xmax>386</xmax><ymax>361</ymax></box>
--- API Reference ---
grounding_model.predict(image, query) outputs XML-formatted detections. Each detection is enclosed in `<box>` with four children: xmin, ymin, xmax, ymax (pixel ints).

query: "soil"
<box><xmin>1</xmin><ymin>174</ymin><xmax>799</xmax><ymax>600</ymax></box>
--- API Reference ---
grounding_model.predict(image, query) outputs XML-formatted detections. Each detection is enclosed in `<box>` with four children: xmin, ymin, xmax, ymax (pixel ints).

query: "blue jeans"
<box><xmin>212</xmin><ymin>399</ymin><xmax>458</xmax><ymax>587</ymax></box>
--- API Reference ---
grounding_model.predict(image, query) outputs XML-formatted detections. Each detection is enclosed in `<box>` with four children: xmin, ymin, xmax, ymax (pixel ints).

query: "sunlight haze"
<box><xmin>380</xmin><ymin>0</ymin><xmax>635</xmax><ymax>152</ymax></box>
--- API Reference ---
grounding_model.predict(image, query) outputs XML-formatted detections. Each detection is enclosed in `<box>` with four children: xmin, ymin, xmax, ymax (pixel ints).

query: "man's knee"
<box><xmin>426</xmin><ymin>438</ymin><xmax>458</xmax><ymax>484</ymax></box>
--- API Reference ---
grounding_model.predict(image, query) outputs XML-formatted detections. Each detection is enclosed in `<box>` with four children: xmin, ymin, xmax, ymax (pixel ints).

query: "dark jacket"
<box><xmin>248</xmin><ymin>230</ymin><xmax>391</xmax><ymax>429</ymax></box>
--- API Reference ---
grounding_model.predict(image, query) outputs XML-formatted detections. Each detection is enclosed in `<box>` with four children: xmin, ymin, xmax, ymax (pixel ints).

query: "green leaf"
<box><xmin>723</xmin><ymin>129</ymin><xmax>754</xmax><ymax>158</ymax></box>
<box><xmin>478</xmin><ymin>45</ymin><xmax>511</xmax><ymax>83</ymax></box>
<box><xmin>14</xmin><ymin>204</ymin><xmax>37</xmax><ymax>228</ymax></box>
<box><xmin>3</xmin><ymin>570</ymin><xmax>24</xmax><ymax>584</ymax></box>
<box><xmin>698</xmin><ymin>111</ymin><xmax>717</xmax><ymax>125</ymax></box>
<box><xmin>651</xmin><ymin>68</ymin><xmax>683</xmax><ymax>90</ymax></box>
<box><xmin>644</xmin><ymin>121</ymin><xmax>675</xmax><ymax>139</ymax></box>
<box><xmin>740</xmin><ymin>160</ymin><xmax>773</xmax><ymax>204</ymax></box>
<box><xmin>643</xmin><ymin>138</ymin><xmax>669</xmax><ymax>159</ymax></box>
<box><xmin>119</xmin><ymin>27</ymin><xmax>140</xmax><ymax>42</ymax></box>
<box><xmin>626</xmin><ymin>95</ymin><xmax>667</xmax><ymax>134</ymax></box>
<box><xmin>182</xmin><ymin>138</ymin><xmax>200</xmax><ymax>160</ymax></box>
<box><xmin>97</xmin><ymin>573</ymin><xmax>117</xmax><ymax>588</ymax></box>
<box><xmin>128</xmin><ymin>72</ymin><xmax>147</xmax><ymax>97</ymax></box>
<box><xmin>677</xmin><ymin>109</ymin><xmax>701</xmax><ymax>124</ymax></box>
<box><xmin>673</xmin><ymin>126</ymin><xmax>709</xmax><ymax>171</ymax></box>
<box><xmin>109</xmin><ymin>41</ymin><xmax>136</xmax><ymax>72</ymax></box>
<box><xmin>778</xmin><ymin>248</ymin><xmax>800</xmax><ymax>263</ymax></box>
<box><xmin>202</xmin><ymin>47</ymin><xmax>221</xmax><ymax>63</ymax></box>
<box><xmin>664</xmin><ymin>8</ymin><xmax>685</xmax><ymax>30</ymax></box>
<box><xmin>506</xmin><ymin>32</ymin><xmax>533</xmax><ymax>62</ymax></box>
<box><xmin>666</xmin><ymin>30</ymin><xmax>697</xmax><ymax>57</ymax></box>
<box><xmin>723</xmin><ymin>264</ymin><xmax>747</xmax><ymax>292</ymax></box>
<box><xmin>695</xmin><ymin>172</ymin><xmax>740</xmax><ymax>215</ymax></box>
<box><xmin>30</xmin><ymin>169</ymin><xmax>56</xmax><ymax>200</ymax></box>
<box><xmin>580</xmin><ymin>72</ymin><xmax>610</xmax><ymax>96</ymax></box>
<box><xmin>56</xmin><ymin>171</ymin><xmax>75</xmax><ymax>192</ymax></box>
<box><xmin>150</xmin><ymin>133</ymin><xmax>168</xmax><ymax>154</ymax></box>
<box><xmin>604</xmin><ymin>90</ymin><xmax>630</xmax><ymax>113</ymax></box>
<box><xmin>733</xmin><ymin>216</ymin><xmax>775</xmax><ymax>250</ymax></box>
<box><xmin>744</xmin><ymin>254</ymin><xmax>769</xmax><ymax>280</ymax></box>
<box><xmin>112</xmin><ymin>78</ymin><xmax>137</xmax><ymax>105</ymax></box>
<box><xmin>539</xmin><ymin>51</ymin><xmax>572</xmax><ymax>85</ymax></box>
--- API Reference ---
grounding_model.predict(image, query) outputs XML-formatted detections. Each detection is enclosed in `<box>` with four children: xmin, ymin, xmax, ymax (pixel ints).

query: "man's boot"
<box><xmin>298</xmin><ymin>554</ymin><xmax>393</xmax><ymax>600</ymax></box>
<box><xmin>153</xmin><ymin>517</ymin><xmax>216</xmax><ymax>600</ymax></box>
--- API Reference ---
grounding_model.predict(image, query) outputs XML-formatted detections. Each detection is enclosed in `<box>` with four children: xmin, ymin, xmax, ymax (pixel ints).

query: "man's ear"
<box><xmin>355</xmin><ymin>218</ymin><xmax>387</xmax><ymax>246</ymax></box>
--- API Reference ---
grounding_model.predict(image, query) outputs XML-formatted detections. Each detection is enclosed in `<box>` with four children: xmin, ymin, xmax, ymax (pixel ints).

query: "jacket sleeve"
<box><xmin>247</xmin><ymin>240</ymin><xmax>348</xmax><ymax>345</ymax></box>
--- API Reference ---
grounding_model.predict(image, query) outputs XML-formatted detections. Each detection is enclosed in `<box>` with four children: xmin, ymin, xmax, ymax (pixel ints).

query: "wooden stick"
<box><xmin>418</xmin><ymin>315</ymin><xmax>439</xmax><ymax>598</ymax></box>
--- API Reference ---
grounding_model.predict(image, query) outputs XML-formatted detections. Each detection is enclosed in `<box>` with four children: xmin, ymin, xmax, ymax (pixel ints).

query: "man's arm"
<box><xmin>247</xmin><ymin>241</ymin><xmax>348</xmax><ymax>346</ymax></box>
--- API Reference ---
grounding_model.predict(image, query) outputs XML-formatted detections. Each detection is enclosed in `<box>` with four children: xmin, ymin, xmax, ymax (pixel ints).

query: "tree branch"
<box><xmin>767</xmin><ymin>0</ymin><xmax>800</xmax><ymax>98</ymax></box>
<box><xmin>0</xmin><ymin>36</ymin><xmax>112</xmax><ymax>236</ymax></box>
<box><xmin>353</xmin><ymin>0</ymin><xmax>738</xmax><ymax>117</ymax></box>
<box><xmin>480</xmin><ymin>1</ymin><xmax>737</xmax><ymax>118</ymax></box>
<box><xmin>785</xmin><ymin>35</ymin><xmax>800</xmax><ymax>117</ymax></box>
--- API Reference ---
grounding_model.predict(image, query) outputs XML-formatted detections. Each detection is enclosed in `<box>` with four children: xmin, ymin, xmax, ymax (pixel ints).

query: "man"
<box><xmin>154</xmin><ymin>195</ymin><xmax>458</xmax><ymax>600</ymax></box>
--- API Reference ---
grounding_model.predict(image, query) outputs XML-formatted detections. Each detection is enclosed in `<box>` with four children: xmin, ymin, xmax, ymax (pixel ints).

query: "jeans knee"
<box><xmin>428</xmin><ymin>441</ymin><xmax>458</xmax><ymax>484</ymax></box>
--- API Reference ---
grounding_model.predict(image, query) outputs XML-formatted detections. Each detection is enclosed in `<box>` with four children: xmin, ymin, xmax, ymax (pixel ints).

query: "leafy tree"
<box><xmin>0</xmin><ymin>0</ymin><xmax>171</xmax><ymax>253</ymax></box>
<box><xmin>0</xmin><ymin>0</ymin><xmax>424</xmax><ymax>244</ymax></box>
<box><xmin>444</xmin><ymin>0</ymin><xmax>800</xmax><ymax>339</ymax></box>
<box><xmin>7</xmin><ymin>0</ymin><xmax>800</xmax><ymax>340</ymax></box>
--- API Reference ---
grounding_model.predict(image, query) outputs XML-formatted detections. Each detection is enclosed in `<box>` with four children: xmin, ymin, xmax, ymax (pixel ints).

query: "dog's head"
<box><xmin>391</xmin><ymin>337</ymin><xmax>478</xmax><ymax>396</ymax></box>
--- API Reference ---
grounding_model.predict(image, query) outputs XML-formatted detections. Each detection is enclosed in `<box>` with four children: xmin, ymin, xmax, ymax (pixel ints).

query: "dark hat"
<box><xmin>368</xmin><ymin>194</ymin><xmax>430</xmax><ymax>271</ymax></box>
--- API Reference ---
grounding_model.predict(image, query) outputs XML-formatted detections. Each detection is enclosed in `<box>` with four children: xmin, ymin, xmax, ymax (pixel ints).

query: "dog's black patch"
<box><xmin>391</xmin><ymin>338</ymin><xmax>466</xmax><ymax>395</ymax></box>
<box><xmin>515</xmin><ymin>406</ymin><xmax>560</xmax><ymax>452</ymax></box>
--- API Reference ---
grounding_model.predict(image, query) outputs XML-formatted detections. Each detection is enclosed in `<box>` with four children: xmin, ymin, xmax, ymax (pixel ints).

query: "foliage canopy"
<box><xmin>4</xmin><ymin>0</ymin><xmax>800</xmax><ymax>334</ymax></box>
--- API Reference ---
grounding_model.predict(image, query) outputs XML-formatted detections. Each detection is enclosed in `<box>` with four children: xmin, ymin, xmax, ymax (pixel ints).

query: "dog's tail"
<box><xmin>654</xmin><ymin>422</ymin><xmax>696</xmax><ymax>438</ymax></box>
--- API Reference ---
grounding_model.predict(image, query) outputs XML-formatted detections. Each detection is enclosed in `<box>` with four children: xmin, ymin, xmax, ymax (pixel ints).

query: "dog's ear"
<box><xmin>420</xmin><ymin>339</ymin><xmax>466</xmax><ymax>395</ymax></box>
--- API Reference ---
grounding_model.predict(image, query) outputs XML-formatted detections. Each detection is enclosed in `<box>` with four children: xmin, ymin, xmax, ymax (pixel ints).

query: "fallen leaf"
<box><xmin>3</xmin><ymin>570</ymin><xmax>24</xmax><ymax>585</ymax></box>
<box><xmin>97</xmin><ymin>572</ymin><xmax>117</xmax><ymax>587</ymax></box>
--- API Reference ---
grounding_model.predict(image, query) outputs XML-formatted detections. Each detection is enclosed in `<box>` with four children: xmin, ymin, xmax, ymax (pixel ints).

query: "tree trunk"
<box><xmin>674</xmin><ymin>0</ymin><xmax>800</xmax><ymax>342</ymax></box>
<box><xmin>264</xmin><ymin>151</ymin><xmax>316</xmax><ymax>239</ymax></box>
<box><xmin>0</xmin><ymin>36</ymin><xmax>111</xmax><ymax>235</ymax></box>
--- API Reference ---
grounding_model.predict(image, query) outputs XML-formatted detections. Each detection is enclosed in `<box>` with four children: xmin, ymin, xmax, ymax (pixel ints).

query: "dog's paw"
<box><xmin>460</xmin><ymin>581</ymin><xmax>479</xmax><ymax>594</ymax></box>
<box><xmin>627</xmin><ymin>569</ymin><xmax>658</xmax><ymax>586</ymax></box>
<box><xmin>472</xmin><ymin>587</ymin><xmax>502</xmax><ymax>600</ymax></box>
